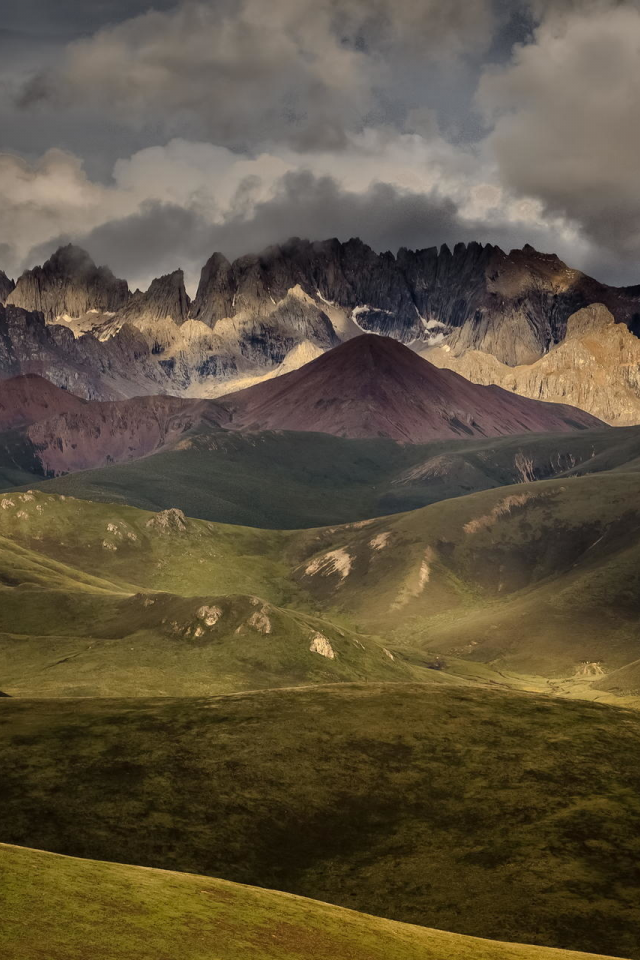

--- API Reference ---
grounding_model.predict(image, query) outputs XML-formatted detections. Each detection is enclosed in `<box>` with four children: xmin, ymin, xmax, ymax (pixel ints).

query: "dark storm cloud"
<box><xmin>0</xmin><ymin>1</ymin><xmax>181</xmax><ymax>39</ymax></box>
<box><xmin>479</xmin><ymin>0</ymin><xmax>640</xmax><ymax>266</ymax></box>
<box><xmin>24</xmin><ymin>170</ymin><xmax>587</xmax><ymax>292</ymax></box>
<box><xmin>13</xmin><ymin>0</ymin><xmax>497</xmax><ymax>152</ymax></box>
<box><xmin>5</xmin><ymin>0</ymin><xmax>640</xmax><ymax>286</ymax></box>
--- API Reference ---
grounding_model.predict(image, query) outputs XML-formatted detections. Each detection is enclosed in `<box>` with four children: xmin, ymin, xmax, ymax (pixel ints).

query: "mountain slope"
<box><xmin>3</xmin><ymin>685</ymin><xmax>640</xmax><ymax>958</ymax></box>
<box><xmin>5</xmin><ymin>394</ymin><xmax>227</xmax><ymax>475</ymax></box>
<box><xmin>9</xmin><ymin>422</ymin><xmax>640</xmax><ymax>529</ymax></box>
<box><xmin>426</xmin><ymin>304</ymin><xmax>640</xmax><ymax>425</ymax></box>
<box><xmin>0</xmin><ymin>374</ymin><xmax>86</xmax><ymax>431</ymax></box>
<box><xmin>1</xmin><ymin>842</ymin><xmax>625</xmax><ymax>960</ymax></box>
<box><xmin>292</xmin><ymin>473</ymin><xmax>640</xmax><ymax>676</ymax></box>
<box><xmin>221</xmin><ymin>334</ymin><xmax>602</xmax><ymax>442</ymax></box>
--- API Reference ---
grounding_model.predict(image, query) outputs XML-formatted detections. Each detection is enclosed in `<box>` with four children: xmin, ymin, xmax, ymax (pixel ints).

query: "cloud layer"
<box><xmin>1</xmin><ymin>0</ymin><xmax>639</xmax><ymax>288</ymax></box>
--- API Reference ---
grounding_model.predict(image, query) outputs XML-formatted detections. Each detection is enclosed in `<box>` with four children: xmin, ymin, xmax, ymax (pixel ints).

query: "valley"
<box><xmin>6</xmin><ymin>0</ymin><xmax>640</xmax><ymax>954</ymax></box>
<box><xmin>2</xmin><ymin>243</ymin><xmax>640</xmax><ymax>960</ymax></box>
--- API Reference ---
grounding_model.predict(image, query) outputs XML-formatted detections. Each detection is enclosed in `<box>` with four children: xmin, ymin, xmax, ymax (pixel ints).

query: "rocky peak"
<box><xmin>0</xmin><ymin>271</ymin><xmax>14</xmax><ymax>305</ymax></box>
<box><xmin>116</xmin><ymin>270</ymin><xmax>190</xmax><ymax>325</ymax></box>
<box><xmin>190</xmin><ymin>253</ymin><xmax>234</xmax><ymax>327</ymax></box>
<box><xmin>426</xmin><ymin>302</ymin><xmax>640</xmax><ymax>425</ymax></box>
<box><xmin>564</xmin><ymin>302</ymin><xmax>616</xmax><ymax>338</ymax></box>
<box><xmin>7</xmin><ymin>244</ymin><xmax>130</xmax><ymax>322</ymax></box>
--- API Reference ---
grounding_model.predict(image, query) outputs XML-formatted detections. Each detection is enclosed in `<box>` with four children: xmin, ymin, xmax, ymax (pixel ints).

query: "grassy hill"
<box><xmin>0</xmin><ymin>491</ymin><xmax>441</xmax><ymax>696</ymax></box>
<box><xmin>2</xmin><ymin>686</ymin><xmax>640</xmax><ymax>957</ymax></box>
<box><xmin>594</xmin><ymin>660</ymin><xmax>640</xmax><ymax>697</ymax></box>
<box><xmin>0</xmin><ymin>590</ymin><xmax>425</xmax><ymax>697</ymax></box>
<box><xmin>2</xmin><ymin>473</ymin><xmax>640</xmax><ymax>693</ymax></box>
<box><xmin>5</xmin><ymin>423</ymin><xmax>640</xmax><ymax>528</ymax></box>
<box><xmin>0</xmin><ymin>843</ymin><xmax>626</xmax><ymax>960</ymax></box>
<box><xmin>293</xmin><ymin>472</ymin><xmax>640</xmax><ymax>677</ymax></box>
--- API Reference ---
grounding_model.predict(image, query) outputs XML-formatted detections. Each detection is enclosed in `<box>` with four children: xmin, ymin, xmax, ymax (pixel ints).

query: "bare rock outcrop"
<box><xmin>7</xmin><ymin>245</ymin><xmax>129</xmax><ymax>322</ymax></box>
<box><xmin>145</xmin><ymin>508</ymin><xmax>188</xmax><ymax>533</ymax></box>
<box><xmin>0</xmin><ymin>271</ymin><xmax>14</xmax><ymax>305</ymax></box>
<box><xmin>426</xmin><ymin>304</ymin><xmax>640</xmax><ymax>425</ymax></box>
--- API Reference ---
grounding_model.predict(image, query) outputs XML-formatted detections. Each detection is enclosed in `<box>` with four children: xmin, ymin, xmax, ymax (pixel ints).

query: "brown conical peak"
<box><xmin>219</xmin><ymin>333</ymin><xmax>602</xmax><ymax>443</ymax></box>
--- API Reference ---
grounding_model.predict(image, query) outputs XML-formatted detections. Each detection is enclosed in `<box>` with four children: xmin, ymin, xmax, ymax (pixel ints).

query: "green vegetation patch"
<box><xmin>2</xmin><ymin>685</ymin><xmax>640</xmax><ymax>958</ymax></box>
<box><xmin>1</xmin><ymin>843</ymin><xmax>623</xmax><ymax>960</ymax></box>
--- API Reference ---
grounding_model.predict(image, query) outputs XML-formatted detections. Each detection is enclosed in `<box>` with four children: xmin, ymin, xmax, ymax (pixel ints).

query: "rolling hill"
<box><xmin>0</xmin><ymin>842</ymin><xmax>626</xmax><ymax>960</ymax></box>
<box><xmin>293</xmin><ymin>472</ymin><xmax>640</xmax><ymax>677</ymax></box>
<box><xmin>0</xmin><ymin>491</ymin><xmax>430</xmax><ymax>696</ymax></box>
<box><xmin>2</xmin><ymin>685</ymin><xmax>640</xmax><ymax>958</ymax></box>
<box><xmin>2</xmin><ymin>473</ymin><xmax>640</xmax><ymax>695</ymax></box>
<box><xmin>6</xmin><ymin>421</ymin><xmax>640</xmax><ymax>529</ymax></box>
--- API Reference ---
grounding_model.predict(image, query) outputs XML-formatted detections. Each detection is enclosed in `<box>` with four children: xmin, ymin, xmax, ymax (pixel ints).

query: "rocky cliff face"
<box><xmin>0</xmin><ymin>303</ymin><xmax>170</xmax><ymax>400</ymax></box>
<box><xmin>189</xmin><ymin>237</ymin><xmax>640</xmax><ymax>364</ymax></box>
<box><xmin>7</xmin><ymin>245</ymin><xmax>129</xmax><ymax>323</ymax></box>
<box><xmin>425</xmin><ymin>304</ymin><xmax>640</xmax><ymax>426</ymax></box>
<box><xmin>0</xmin><ymin>271</ymin><xmax>14</xmax><ymax>305</ymax></box>
<box><xmin>97</xmin><ymin>270</ymin><xmax>192</xmax><ymax>353</ymax></box>
<box><xmin>2</xmin><ymin>239</ymin><xmax>640</xmax><ymax>411</ymax></box>
<box><xmin>125</xmin><ymin>270</ymin><xmax>190</xmax><ymax>323</ymax></box>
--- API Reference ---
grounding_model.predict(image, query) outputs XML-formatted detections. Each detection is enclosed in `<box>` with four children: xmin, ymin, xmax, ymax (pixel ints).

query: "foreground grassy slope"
<box><xmin>0</xmin><ymin>491</ymin><xmax>429</xmax><ymax>695</ymax></box>
<box><xmin>0</xmin><ymin>844</ymin><xmax>625</xmax><ymax>960</ymax></box>
<box><xmin>3</xmin><ymin>685</ymin><xmax>640</xmax><ymax>958</ymax></box>
<box><xmin>293</xmin><ymin>473</ymin><xmax>640</xmax><ymax>676</ymax></box>
<box><xmin>9</xmin><ymin>423</ymin><xmax>640</xmax><ymax>528</ymax></box>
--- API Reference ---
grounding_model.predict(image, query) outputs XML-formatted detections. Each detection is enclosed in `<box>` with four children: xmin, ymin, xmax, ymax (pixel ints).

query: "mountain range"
<box><xmin>2</xmin><ymin>238</ymin><xmax>640</xmax><ymax>427</ymax></box>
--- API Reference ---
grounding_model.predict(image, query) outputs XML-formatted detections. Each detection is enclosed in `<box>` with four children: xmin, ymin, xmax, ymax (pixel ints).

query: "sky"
<box><xmin>1</xmin><ymin>0</ymin><xmax>640</xmax><ymax>292</ymax></box>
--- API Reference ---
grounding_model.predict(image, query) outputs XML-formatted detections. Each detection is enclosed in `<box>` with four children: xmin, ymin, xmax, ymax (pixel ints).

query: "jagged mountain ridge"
<box><xmin>2</xmin><ymin>238</ymin><xmax>640</xmax><ymax>406</ymax></box>
<box><xmin>192</xmin><ymin>237</ymin><xmax>640</xmax><ymax>363</ymax></box>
